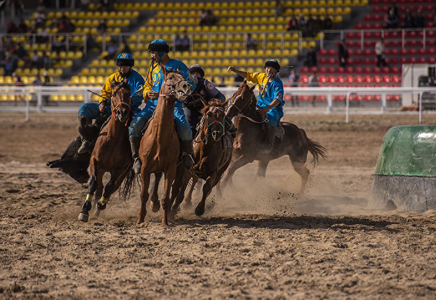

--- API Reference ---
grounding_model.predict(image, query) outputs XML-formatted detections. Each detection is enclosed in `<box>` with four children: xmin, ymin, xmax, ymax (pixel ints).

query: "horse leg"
<box><xmin>161</xmin><ymin>170</ymin><xmax>176</xmax><ymax>227</ymax></box>
<box><xmin>168</xmin><ymin>167</ymin><xmax>188</xmax><ymax>217</ymax></box>
<box><xmin>170</xmin><ymin>176</ymin><xmax>190</xmax><ymax>219</ymax></box>
<box><xmin>195</xmin><ymin>173</ymin><xmax>219</xmax><ymax>216</ymax></box>
<box><xmin>78</xmin><ymin>169</ymin><xmax>103</xmax><ymax>222</ymax></box>
<box><xmin>256</xmin><ymin>160</ymin><xmax>270</xmax><ymax>177</ymax></box>
<box><xmin>184</xmin><ymin>177</ymin><xmax>197</xmax><ymax>207</ymax></box>
<box><xmin>150</xmin><ymin>172</ymin><xmax>162</xmax><ymax>213</ymax></box>
<box><xmin>138</xmin><ymin>173</ymin><xmax>151</xmax><ymax>224</ymax></box>
<box><xmin>95</xmin><ymin>168</ymin><xmax>129</xmax><ymax>217</ymax></box>
<box><xmin>222</xmin><ymin>155</ymin><xmax>254</xmax><ymax>188</ymax></box>
<box><xmin>291</xmin><ymin>160</ymin><xmax>310</xmax><ymax>195</ymax></box>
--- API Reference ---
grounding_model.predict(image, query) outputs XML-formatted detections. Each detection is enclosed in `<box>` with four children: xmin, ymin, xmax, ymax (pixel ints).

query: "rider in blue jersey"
<box><xmin>129</xmin><ymin>39</ymin><xmax>197</xmax><ymax>172</ymax></box>
<box><xmin>77</xmin><ymin>53</ymin><xmax>145</xmax><ymax>154</ymax></box>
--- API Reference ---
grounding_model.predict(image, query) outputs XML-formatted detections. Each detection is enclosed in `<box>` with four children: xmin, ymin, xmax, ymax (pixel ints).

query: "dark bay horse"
<box><xmin>136</xmin><ymin>69</ymin><xmax>192</xmax><ymax>227</ymax></box>
<box><xmin>170</xmin><ymin>99</ymin><xmax>233</xmax><ymax>217</ymax></box>
<box><xmin>222</xmin><ymin>80</ymin><xmax>327</xmax><ymax>194</ymax></box>
<box><xmin>78</xmin><ymin>79</ymin><xmax>133</xmax><ymax>222</ymax></box>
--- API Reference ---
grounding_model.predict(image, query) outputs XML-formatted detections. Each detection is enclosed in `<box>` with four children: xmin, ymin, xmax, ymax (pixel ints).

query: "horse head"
<box><xmin>200</xmin><ymin>99</ymin><xmax>227</xmax><ymax>142</ymax></box>
<box><xmin>111</xmin><ymin>78</ymin><xmax>131</xmax><ymax>123</ymax></box>
<box><xmin>160</xmin><ymin>65</ymin><xmax>192</xmax><ymax>102</ymax></box>
<box><xmin>225</xmin><ymin>80</ymin><xmax>256</xmax><ymax>118</ymax></box>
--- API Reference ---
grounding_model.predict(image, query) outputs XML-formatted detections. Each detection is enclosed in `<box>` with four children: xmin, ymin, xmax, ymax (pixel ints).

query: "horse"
<box><xmin>78</xmin><ymin>79</ymin><xmax>134</xmax><ymax>222</ymax></box>
<box><xmin>136</xmin><ymin>68</ymin><xmax>192</xmax><ymax>227</ymax></box>
<box><xmin>222</xmin><ymin>80</ymin><xmax>327</xmax><ymax>194</ymax></box>
<box><xmin>170</xmin><ymin>99</ymin><xmax>233</xmax><ymax>217</ymax></box>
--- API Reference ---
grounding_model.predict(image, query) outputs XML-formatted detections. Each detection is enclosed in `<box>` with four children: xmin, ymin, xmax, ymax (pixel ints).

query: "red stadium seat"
<box><xmin>382</xmin><ymin>75</ymin><xmax>390</xmax><ymax>82</ymax></box>
<box><xmin>428</xmin><ymin>57</ymin><xmax>436</xmax><ymax>64</ymax></box>
<box><xmin>337</xmin><ymin>67</ymin><xmax>345</xmax><ymax>73</ymax></box>
<box><xmin>300</xmin><ymin>75</ymin><xmax>309</xmax><ymax>83</ymax></box>
<box><xmin>319</xmin><ymin>57</ymin><xmax>327</xmax><ymax>64</ymax></box>
<box><xmin>392</xmin><ymin>75</ymin><xmax>400</xmax><ymax>82</ymax></box>
<box><xmin>318</xmin><ymin>49</ymin><xmax>327</xmax><ymax>56</ymax></box>
<box><xmin>300</xmin><ymin>66</ymin><xmax>309</xmax><ymax>73</ymax></box>
<box><xmin>373</xmin><ymin>75</ymin><xmax>381</xmax><ymax>82</ymax></box>
<box><xmin>327</xmin><ymin>75</ymin><xmax>336</xmax><ymax>83</ymax></box>
<box><xmin>400</xmin><ymin>57</ymin><xmax>409</xmax><ymax>64</ymax></box>
<box><xmin>310</xmin><ymin>66</ymin><xmax>318</xmax><ymax>72</ymax></box>
<box><xmin>327</xmin><ymin>66</ymin><xmax>336</xmax><ymax>73</ymax></box>
<box><xmin>318</xmin><ymin>75</ymin><xmax>327</xmax><ymax>83</ymax></box>
<box><xmin>399</xmin><ymin>48</ymin><xmax>408</xmax><ymax>55</ymax></box>
<box><xmin>427</xmin><ymin>48</ymin><xmax>435</xmax><ymax>55</ymax></box>
<box><xmin>345</xmin><ymin>66</ymin><xmax>354</xmax><ymax>73</ymax></box>
<box><xmin>363</xmin><ymin>95</ymin><xmax>373</xmax><ymax>101</ymax></box>
<box><xmin>328</xmin><ymin>49</ymin><xmax>336</xmax><ymax>55</ymax></box>
<box><xmin>363</xmin><ymin>49</ymin><xmax>372</xmax><ymax>56</ymax></box>
<box><xmin>318</xmin><ymin>66</ymin><xmax>327</xmax><ymax>73</ymax></box>
<box><xmin>418</xmin><ymin>57</ymin><xmax>427</xmax><ymax>63</ymax></box>
<box><xmin>363</xmin><ymin>75</ymin><xmax>372</xmax><ymax>82</ymax></box>
<box><xmin>363</xmin><ymin>66</ymin><xmax>372</xmax><ymax>73</ymax></box>
<box><xmin>336</xmin><ymin>75</ymin><xmax>345</xmax><ymax>83</ymax></box>
<box><xmin>373</xmin><ymin>66</ymin><xmax>381</xmax><ymax>73</ymax></box>
<box><xmin>391</xmin><ymin>66</ymin><xmax>401</xmax><ymax>73</ymax></box>
<box><xmin>409</xmin><ymin>48</ymin><xmax>417</xmax><ymax>55</ymax></box>
<box><xmin>328</xmin><ymin>57</ymin><xmax>336</xmax><ymax>64</ymax></box>
<box><xmin>409</xmin><ymin>57</ymin><xmax>417</xmax><ymax>63</ymax></box>
<box><xmin>354</xmin><ymin>66</ymin><xmax>363</xmax><ymax>73</ymax></box>
<box><xmin>390</xmin><ymin>48</ymin><xmax>399</xmax><ymax>55</ymax></box>
<box><xmin>345</xmin><ymin>75</ymin><xmax>353</xmax><ymax>83</ymax></box>
<box><xmin>381</xmin><ymin>66</ymin><xmax>390</xmax><ymax>73</ymax></box>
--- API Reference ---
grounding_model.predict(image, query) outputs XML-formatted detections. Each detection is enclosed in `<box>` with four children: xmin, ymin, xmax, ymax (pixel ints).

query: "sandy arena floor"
<box><xmin>1</xmin><ymin>112</ymin><xmax>436</xmax><ymax>299</ymax></box>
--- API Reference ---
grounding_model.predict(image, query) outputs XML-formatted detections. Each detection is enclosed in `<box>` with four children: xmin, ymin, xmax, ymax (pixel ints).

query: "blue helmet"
<box><xmin>116</xmin><ymin>53</ymin><xmax>134</xmax><ymax>66</ymax></box>
<box><xmin>265</xmin><ymin>59</ymin><xmax>280</xmax><ymax>72</ymax></box>
<box><xmin>148</xmin><ymin>39</ymin><xmax>170</xmax><ymax>53</ymax></box>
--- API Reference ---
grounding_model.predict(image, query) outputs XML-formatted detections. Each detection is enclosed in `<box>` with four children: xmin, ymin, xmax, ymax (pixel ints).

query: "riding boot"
<box><xmin>129</xmin><ymin>137</ymin><xmax>142</xmax><ymax>174</ymax></box>
<box><xmin>225</xmin><ymin>117</ymin><xmax>238</xmax><ymax>138</ymax></box>
<box><xmin>180</xmin><ymin>140</ymin><xmax>194</xmax><ymax>171</ymax></box>
<box><xmin>261</xmin><ymin>125</ymin><xmax>276</xmax><ymax>154</ymax></box>
<box><xmin>78</xmin><ymin>116</ymin><xmax>93</xmax><ymax>154</ymax></box>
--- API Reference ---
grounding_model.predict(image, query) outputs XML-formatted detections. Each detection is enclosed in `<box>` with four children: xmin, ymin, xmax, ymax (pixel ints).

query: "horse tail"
<box><xmin>119</xmin><ymin>169</ymin><xmax>136</xmax><ymax>202</ymax></box>
<box><xmin>301</xmin><ymin>129</ymin><xmax>328</xmax><ymax>166</ymax></box>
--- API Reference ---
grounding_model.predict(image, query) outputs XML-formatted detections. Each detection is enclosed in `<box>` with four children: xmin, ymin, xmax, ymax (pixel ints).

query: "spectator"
<box><xmin>14</xmin><ymin>0</ymin><xmax>24</xmax><ymax>18</ymax></box>
<box><xmin>288</xmin><ymin>69</ymin><xmax>300</xmax><ymax>107</ymax></box>
<box><xmin>338</xmin><ymin>39</ymin><xmax>349</xmax><ymax>68</ymax></box>
<box><xmin>16</xmin><ymin>43</ymin><xmax>27</xmax><ymax>59</ymax></box>
<box><xmin>304</xmin><ymin>47</ymin><xmax>317</xmax><ymax>68</ymax></box>
<box><xmin>245</xmin><ymin>33</ymin><xmax>257</xmax><ymax>50</ymax></box>
<box><xmin>388</xmin><ymin>1</ymin><xmax>398</xmax><ymax>19</ymax></box>
<box><xmin>199</xmin><ymin>9</ymin><xmax>208</xmax><ymax>26</ymax></box>
<box><xmin>3</xmin><ymin>56</ymin><xmax>16</xmax><ymax>76</ymax></box>
<box><xmin>121</xmin><ymin>40</ymin><xmax>131</xmax><ymax>54</ymax></box>
<box><xmin>97</xmin><ymin>20</ymin><xmax>108</xmax><ymax>34</ymax></box>
<box><xmin>42</xmin><ymin>70</ymin><xmax>51</xmax><ymax>85</ymax></box>
<box><xmin>0</xmin><ymin>50</ymin><xmax>6</xmax><ymax>68</ymax></box>
<box><xmin>174</xmin><ymin>34</ymin><xmax>184</xmax><ymax>51</ymax></box>
<box><xmin>414</xmin><ymin>9</ymin><xmax>425</xmax><ymax>28</ymax></box>
<box><xmin>37</xmin><ymin>26</ymin><xmax>49</xmax><ymax>43</ymax></box>
<box><xmin>306</xmin><ymin>14</ymin><xmax>317</xmax><ymax>37</ymax></box>
<box><xmin>13</xmin><ymin>73</ymin><xmax>25</xmax><ymax>103</ymax></box>
<box><xmin>85</xmin><ymin>34</ymin><xmax>99</xmax><ymax>52</ymax></box>
<box><xmin>80</xmin><ymin>0</ymin><xmax>91</xmax><ymax>11</ymax></box>
<box><xmin>274</xmin><ymin>0</ymin><xmax>285</xmax><ymax>18</ymax></box>
<box><xmin>323</xmin><ymin>14</ymin><xmax>333</xmax><ymax>30</ymax></box>
<box><xmin>51</xmin><ymin>36</ymin><xmax>66</xmax><ymax>54</ymax></box>
<box><xmin>100</xmin><ymin>0</ymin><xmax>113</xmax><ymax>11</ymax></box>
<box><xmin>104</xmin><ymin>41</ymin><xmax>117</xmax><ymax>61</ymax></box>
<box><xmin>286</xmin><ymin>15</ymin><xmax>298</xmax><ymax>31</ymax></box>
<box><xmin>32</xmin><ymin>72</ymin><xmax>43</xmax><ymax>86</ymax></box>
<box><xmin>7</xmin><ymin>20</ymin><xmax>18</xmax><ymax>34</ymax></box>
<box><xmin>403</xmin><ymin>9</ymin><xmax>415</xmax><ymax>28</ymax></box>
<box><xmin>30</xmin><ymin>50</ymin><xmax>42</xmax><ymax>68</ymax></box>
<box><xmin>384</xmin><ymin>10</ymin><xmax>399</xmax><ymax>29</ymax></box>
<box><xmin>180</xmin><ymin>33</ymin><xmax>190</xmax><ymax>52</ymax></box>
<box><xmin>375</xmin><ymin>38</ymin><xmax>388</xmax><ymax>68</ymax></box>
<box><xmin>206</xmin><ymin>10</ymin><xmax>218</xmax><ymax>26</ymax></box>
<box><xmin>35</xmin><ymin>10</ymin><xmax>46</xmax><ymax>28</ymax></box>
<box><xmin>41</xmin><ymin>51</ymin><xmax>52</xmax><ymax>68</ymax></box>
<box><xmin>36</xmin><ymin>2</ymin><xmax>46</xmax><ymax>13</ymax></box>
<box><xmin>298</xmin><ymin>14</ymin><xmax>307</xmax><ymax>31</ymax></box>
<box><xmin>308</xmin><ymin>71</ymin><xmax>319</xmax><ymax>107</ymax></box>
<box><xmin>18</xmin><ymin>19</ymin><xmax>28</xmax><ymax>33</ymax></box>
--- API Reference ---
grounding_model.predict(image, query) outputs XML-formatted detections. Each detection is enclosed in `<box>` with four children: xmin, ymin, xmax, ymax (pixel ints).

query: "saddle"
<box><xmin>262</xmin><ymin>122</ymin><xmax>285</xmax><ymax>141</ymax></box>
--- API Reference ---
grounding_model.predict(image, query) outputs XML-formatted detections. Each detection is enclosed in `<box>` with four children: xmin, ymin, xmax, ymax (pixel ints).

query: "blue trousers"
<box><xmin>129</xmin><ymin>100</ymin><xmax>193</xmax><ymax>141</ymax></box>
<box><xmin>78</xmin><ymin>103</ymin><xmax>111</xmax><ymax>119</ymax></box>
<box><xmin>264</xmin><ymin>107</ymin><xmax>283</xmax><ymax>127</ymax></box>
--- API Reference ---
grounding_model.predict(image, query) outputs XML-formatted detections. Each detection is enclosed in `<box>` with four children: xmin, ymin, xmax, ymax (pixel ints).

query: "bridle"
<box><xmin>196</xmin><ymin>106</ymin><xmax>226</xmax><ymax>144</ymax></box>
<box><xmin>111</xmin><ymin>84</ymin><xmax>131</xmax><ymax>126</ymax></box>
<box><xmin>226</xmin><ymin>87</ymin><xmax>267</xmax><ymax>124</ymax></box>
<box><xmin>160</xmin><ymin>74</ymin><xmax>189</xmax><ymax>101</ymax></box>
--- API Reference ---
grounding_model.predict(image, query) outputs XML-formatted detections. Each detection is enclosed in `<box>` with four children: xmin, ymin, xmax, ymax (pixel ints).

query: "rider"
<box><xmin>185</xmin><ymin>64</ymin><xmax>237</xmax><ymax>138</ymax></box>
<box><xmin>77</xmin><ymin>53</ymin><xmax>145</xmax><ymax>154</ymax></box>
<box><xmin>129</xmin><ymin>39</ymin><xmax>197</xmax><ymax>173</ymax></box>
<box><xmin>227</xmin><ymin>59</ymin><xmax>284</xmax><ymax>154</ymax></box>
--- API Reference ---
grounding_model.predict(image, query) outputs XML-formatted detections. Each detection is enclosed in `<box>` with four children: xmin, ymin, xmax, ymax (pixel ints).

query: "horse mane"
<box><xmin>111</xmin><ymin>78</ymin><xmax>130</xmax><ymax>91</ymax></box>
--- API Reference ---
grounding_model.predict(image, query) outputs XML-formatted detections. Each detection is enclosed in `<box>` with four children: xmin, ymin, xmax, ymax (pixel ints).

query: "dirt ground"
<box><xmin>1</xmin><ymin>112</ymin><xmax>436</xmax><ymax>299</ymax></box>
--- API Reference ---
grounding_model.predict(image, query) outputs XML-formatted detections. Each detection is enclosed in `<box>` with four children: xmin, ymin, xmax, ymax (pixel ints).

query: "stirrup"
<box><xmin>133</xmin><ymin>157</ymin><xmax>141</xmax><ymax>174</ymax></box>
<box><xmin>78</xmin><ymin>140</ymin><xmax>92</xmax><ymax>154</ymax></box>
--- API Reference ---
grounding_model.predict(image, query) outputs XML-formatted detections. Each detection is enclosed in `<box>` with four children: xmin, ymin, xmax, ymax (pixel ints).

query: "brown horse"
<box><xmin>137</xmin><ymin>69</ymin><xmax>192</xmax><ymax>227</ymax></box>
<box><xmin>222</xmin><ymin>80</ymin><xmax>327</xmax><ymax>194</ymax></box>
<box><xmin>170</xmin><ymin>99</ymin><xmax>233</xmax><ymax>217</ymax></box>
<box><xmin>78</xmin><ymin>79</ymin><xmax>133</xmax><ymax>222</ymax></box>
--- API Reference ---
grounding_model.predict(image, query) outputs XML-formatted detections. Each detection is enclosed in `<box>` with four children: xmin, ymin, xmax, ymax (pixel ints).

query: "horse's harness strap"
<box><xmin>229</xmin><ymin>92</ymin><xmax>267</xmax><ymax>124</ymax></box>
<box><xmin>111</xmin><ymin>84</ymin><xmax>132</xmax><ymax>126</ymax></box>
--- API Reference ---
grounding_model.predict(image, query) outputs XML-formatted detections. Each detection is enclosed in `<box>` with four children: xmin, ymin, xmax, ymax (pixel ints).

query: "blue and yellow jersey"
<box><xmin>100</xmin><ymin>70</ymin><xmax>145</xmax><ymax>111</ymax></box>
<box><xmin>143</xmin><ymin>59</ymin><xmax>197</xmax><ymax>102</ymax></box>
<box><xmin>246</xmin><ymin>71</ymin><xmax>284</xmax><ymax>111</ymax></box>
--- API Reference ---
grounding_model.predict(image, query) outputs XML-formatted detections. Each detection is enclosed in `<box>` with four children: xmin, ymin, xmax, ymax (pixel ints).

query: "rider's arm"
<box><xmin>204</xmin><ymin>79</ymin><xmax>226</xmax><ymax>102</ymax></box>
<box><xmin>228</xmin><ymin>66</ymin><xmax>248</xmax><ymax>80</ymax></box>
<box><xmin>142</xmin><ymin>66</ymin><xmax>154</xmax><ymax>102</ymax></box>
<box><xmin>100</xmin><ymin>75</ymin><xmax>113</xmax><ymax>104</ymax></box>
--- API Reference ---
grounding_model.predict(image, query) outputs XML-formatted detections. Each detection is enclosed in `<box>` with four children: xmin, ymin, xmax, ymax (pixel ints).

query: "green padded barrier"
<box><xmin>374</xmin><ymin>126</ymin><xmax>436</xmax><ymax>177</ymax></box>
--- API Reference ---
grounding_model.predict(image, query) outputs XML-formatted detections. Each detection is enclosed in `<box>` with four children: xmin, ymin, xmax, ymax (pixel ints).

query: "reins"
<box><xmin>111</xmin><ymin>84</ymin><xmax>132</xmax><ymax>126</ymax></box>
<box><xmin>227</xmin><ymin>89</ymin><xmax>267</xmax><ymax>124</ymax></box>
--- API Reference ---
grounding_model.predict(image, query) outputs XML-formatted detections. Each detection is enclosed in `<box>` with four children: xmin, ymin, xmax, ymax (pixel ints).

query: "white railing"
<box><xmin>1</xmin><ymin>86</ymin><xmax>436</xmax><ymax>123</ymax></box>
<box><xmin>320</xmin><ymin>28</ymin><xmax>436</xmax><ymax>50</ymax></box>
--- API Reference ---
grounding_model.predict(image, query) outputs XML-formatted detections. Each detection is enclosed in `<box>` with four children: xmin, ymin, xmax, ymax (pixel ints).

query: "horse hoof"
<box><xmin>96</xmin><ymin>201</ymin><xmax>106</xmax><ymax>210</ymax></box>
<box><xmin>94</xmin><ymin>209</ymin><xmax>101</xmax><ymax>217</ymax></box>
<box><xmin>195</xmin><ymin>206</ymin><xmax>205</xmax><ymax>216</ymax></box>
<box><xmin>151</xmin><ymin>201</ymin><xmax>160</xmax><ymax>213</ymax></box>
<box><xmin>78</xmin><ymin>213</ymin><xmax>89</xmax><ymax>222</ymax></box>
